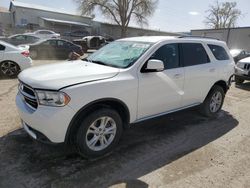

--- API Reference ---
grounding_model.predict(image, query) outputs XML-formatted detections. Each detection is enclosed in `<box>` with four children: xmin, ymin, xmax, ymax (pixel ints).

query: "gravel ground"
<box><xmin>0</xmin><ymin>60</ymin><xmax>250</xmax><ymax>188</ymax></box>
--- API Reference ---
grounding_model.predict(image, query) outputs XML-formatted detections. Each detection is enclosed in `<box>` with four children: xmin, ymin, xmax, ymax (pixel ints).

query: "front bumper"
<box><xmin>235</xmin><ymin>67</ymin><xmax>250</xmax><ymax>80</ymax></box>
<box><xmin>16</xmin><ymin>92</ymin><xmax>76</xmax><ymax>143</ymax></box>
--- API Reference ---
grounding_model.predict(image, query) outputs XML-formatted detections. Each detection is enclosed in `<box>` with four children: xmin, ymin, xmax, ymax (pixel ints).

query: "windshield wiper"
<box><xmin>91</xmin><ymin>60</ymin><xmax>120</xmax><ymax>68</ymax></box>
<box><xmin>82</xmin><ymin>58</ymin><xmax>92</xmax><ymax>63</ymax></box>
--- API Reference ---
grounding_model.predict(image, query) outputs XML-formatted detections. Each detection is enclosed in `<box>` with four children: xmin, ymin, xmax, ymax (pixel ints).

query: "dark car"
<box><xmin>29</xmin><ymin>39</ymin><xmax>83</xmax><ymax>59</ymax></box>
<box><xmin>73</xmin><ymin>36</ymin><xmax>113</xmax><ymax>52</ymax></box>
<box><xmin>230</xmin><ymin>49</ymin><xmax>250</xmax><ymax>63</ymax></box>
<box><xmin>1</xmin><ymin>34</ymin><xmax>41</xmax><ymax>46</ymax></box>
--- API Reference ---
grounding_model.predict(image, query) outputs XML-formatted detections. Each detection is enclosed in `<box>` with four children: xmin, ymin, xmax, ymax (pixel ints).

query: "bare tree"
<box><xmin>75</xmin><ymin>0</ymin><xmax>158</xmax><ymax>37</ymax></box>
<box><xmin>205</xmin><ymin>1</ymin><xmax>242</xmax><ymax>29</ymax></box>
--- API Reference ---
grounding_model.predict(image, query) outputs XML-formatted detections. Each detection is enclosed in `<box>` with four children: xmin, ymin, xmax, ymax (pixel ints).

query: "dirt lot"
<box><xmin>0</xmin><ymin>60</ymin><xmax>250</xmax><ymax>188</ymax></box>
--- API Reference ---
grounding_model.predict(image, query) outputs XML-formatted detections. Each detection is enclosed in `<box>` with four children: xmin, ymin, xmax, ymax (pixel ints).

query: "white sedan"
<box><xmin>26</xmin><ymin>30</ymin><xmax>60</xmax><ymax>39</ymax></box>
<box><xmin>0</xmin><ymin>41</ymin><xmax>32</xmax><ymax>77</ymax></box>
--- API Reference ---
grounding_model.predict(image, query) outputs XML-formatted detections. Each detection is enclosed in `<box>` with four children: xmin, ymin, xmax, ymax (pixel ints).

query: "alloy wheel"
<box><xmin>0</xmin><ymin>61</ymin><xmax>19</xmax><ymax>76</ymax></box>
<box><xmin>85</xmin><ymin>116</ymin><xmax>117</xmax><ymax>151</ymax></box>
<box><xmin>210</xmin><ymin>91</ymin><xmax>222</xmax><ymax>113</ymax></box>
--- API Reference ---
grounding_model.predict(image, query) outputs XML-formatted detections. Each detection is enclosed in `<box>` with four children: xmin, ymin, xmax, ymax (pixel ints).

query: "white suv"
<box><xmin>16</xmin><ymin>36</ymin><xmax>234</xmax><ymax>158</ymax></box>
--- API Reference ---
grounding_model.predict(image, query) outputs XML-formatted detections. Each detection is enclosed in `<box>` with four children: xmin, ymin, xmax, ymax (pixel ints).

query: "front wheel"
<box><xmin>200</xmin><ymin>85</ymin><xmax>225</xmax><ymax>117</ymax></box>
<box><xmin>76</xmin><ymin>108</ymin><xmax>123</xmax><ymax>159</ymax></box>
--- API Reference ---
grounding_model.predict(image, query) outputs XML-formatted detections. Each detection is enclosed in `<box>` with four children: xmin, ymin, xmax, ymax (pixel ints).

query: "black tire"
<box><xmin>0</xmin><ymin>61</ymin><xmax>20</xmax><ymax>78</ymax></box>
<box><xmin>200</xmin><ymin>85</ymin><xmax>225</xmax><ymax>117</ymax></box>
<box><xmin>235</xmin><ymin>76</ymin><xmax>244</xmax><ymax>84</ymax></box>
<box><xmin>76</xmin><ymin>108</ymin><xmax>123</xmax><ymax>159</ymax></box>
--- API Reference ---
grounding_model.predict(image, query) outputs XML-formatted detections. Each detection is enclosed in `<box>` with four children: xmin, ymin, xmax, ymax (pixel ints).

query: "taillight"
<box><xmin>21</xmin><ymin>51</ymin><xmax>30</xmax><ymax>57</ymax></box>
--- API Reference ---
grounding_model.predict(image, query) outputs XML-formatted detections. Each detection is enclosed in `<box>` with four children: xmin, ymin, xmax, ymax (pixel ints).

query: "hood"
<box><xmin>239</xmin><ymin>57</ymin><xmax>250</xmax><ymax>63</ymax></box>
<box><xmin>18</xmin><ymin>60</ymin><xmax>120</xmax><ymax>90</ymax></box>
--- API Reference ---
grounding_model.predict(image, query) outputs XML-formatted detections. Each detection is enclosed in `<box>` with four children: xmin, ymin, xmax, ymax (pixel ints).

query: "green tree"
<box><xmin>205</xmin><ymin>1</ymin><xmax>242</xmax><ymax>29</ymax></box>
<box><xmin>75</xmin><ymin>0</ymin><xmax>158</xmax><ymax>37</ymax></box>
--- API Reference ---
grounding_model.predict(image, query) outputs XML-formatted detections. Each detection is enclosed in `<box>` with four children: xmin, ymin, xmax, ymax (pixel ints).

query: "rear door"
<box><xmin>180</xmin><ymin>42</ymin><xmax>218</xmax><ymax>106</ymax></box>
<box><xmin>56</xmin><ymin>40</ymin><xmax>71</xmax><ymax>59</ymax></box>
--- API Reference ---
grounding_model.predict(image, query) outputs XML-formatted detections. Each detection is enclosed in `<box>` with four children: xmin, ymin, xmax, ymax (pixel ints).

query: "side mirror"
<box><xmin>144</xmin><ymin>59</ymin><xmax>164</xmax><ymax>72</ymax></box>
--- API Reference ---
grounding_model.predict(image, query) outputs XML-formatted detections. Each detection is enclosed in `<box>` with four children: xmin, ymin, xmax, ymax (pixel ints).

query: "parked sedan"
<box><xmin>26</xmin><ymin>30</ymin><xmax>60</xmax><ymax>39</ymax></box>
<box><xmin>0</xmin><ymin>41</ymin><xmax>32</xmax><ymax>77</ymax></box>
<box><xmin>29</xmin><ymin>39</ymin><xmax>83</xmax><ymax>59</ymax></box>
<box><xmin>0</xmin><ymin>34</ymin><xmax>41</xmax><ymax>46</ymax></box>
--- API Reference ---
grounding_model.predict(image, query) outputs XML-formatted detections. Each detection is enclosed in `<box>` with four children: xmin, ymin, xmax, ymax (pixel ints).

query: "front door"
<box><xmin>137</xmin><ymin>43</ymin><xmax>184</xmax><ymax>120</ymax></box>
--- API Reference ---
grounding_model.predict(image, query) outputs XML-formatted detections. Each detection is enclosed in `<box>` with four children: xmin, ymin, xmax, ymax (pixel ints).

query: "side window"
<box><xmin>181</xmin><ymin>43</ymin><xmax>210</xmax><ymax>66</ymax></box>
<box><xmin>208</xmin><ymin>44</ymin><xmax>229</xmax><ymax>60</ymax></box>
<box><xmin>44</xmin><ymin>40</ymin><xmax>56</xmax><ymax>46</ymax></box>
<box><xmin>0</xmin><ymin>44</ymin><xmax>5</xmax><ymax>51</ymax></box>
<box><xmin>57</xmin><ymin>40</ymin><xmax>66</xmax><ymax>47</ymax></box>
<box><xmin>150</xmin><ymin>43</ymin><xmax>179</xmax><ymax>69</ymax></box>
<box><xmin>12</xmin><ymin>35</ymin><xmax>25</xmax><ymax>40</ymax></box>
<box><xmin>40</xmin><ymin>31</ymin><xmax>52</xmax><ymax>34</ymax></box>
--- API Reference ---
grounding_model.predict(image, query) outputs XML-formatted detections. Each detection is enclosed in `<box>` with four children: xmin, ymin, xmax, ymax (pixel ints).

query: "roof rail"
<box><xmin>178</xmin><ymin>35</ymin><xmax>220</xmax><ymax>41</ymax></box>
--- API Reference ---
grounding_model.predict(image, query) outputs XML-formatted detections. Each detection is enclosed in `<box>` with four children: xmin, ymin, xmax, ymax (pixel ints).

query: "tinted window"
<box><xmin>208</xmin><ymin>44</ymin><xmax>229</xmax><ymax>60</ymax></box>
<box><xmin>150</xmin><ymin>43</ymin><xmax>179</xmax><ymax>69</ymax></box>
<box><xmin>11</xmin><ymin>35</ymin><xmax>25</xmax><ymax>40</ymax></box>
<box><xmin>181</xmin><ymin>43</ymin><xmax>210</xmax><ymax>66</ymax></box>
<box><xmin>57</xmin><ymin>40</ymin><xmax>65</xmax><ymax>46</ymax></box>
<box><xmin>39</xmin><ymin>31</ymin><xmax>53</xmax><ymax>34</ymax></box>
<box><xmin>27</xmin><ymin>36</ymin><xmax>38</xmax><ymax>40</ymax></box>
<box><xmin>44</xmin><ymin>40</ymin><xmax>57</xmax><ymax>46</ymax></box>
<box><xmin>0</xmin><ymin>44</ymin><xmax>5</xmax><ymax>51</ymax></box>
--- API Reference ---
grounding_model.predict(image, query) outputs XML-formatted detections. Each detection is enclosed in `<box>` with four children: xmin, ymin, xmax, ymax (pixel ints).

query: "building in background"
<box><xmin>0</xmin><ymin>1</ymin><xmax>179</xmax><ymax>38</ymax></box>
<box><xmin>0</xmin><ymin>7</ymin><xmax>11</xmax><ymax>35</ymax></box>
<box><xmin>191</xmin><ymin>27</ymin><xmax>250</xmax><ymax>52</ymax></box>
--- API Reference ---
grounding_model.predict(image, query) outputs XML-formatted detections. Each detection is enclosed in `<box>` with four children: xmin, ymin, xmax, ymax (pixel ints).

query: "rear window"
<box><xmin>208</xmin><ymin>44</ymin><xmax>230</xmax><ymax>60</ymax></box>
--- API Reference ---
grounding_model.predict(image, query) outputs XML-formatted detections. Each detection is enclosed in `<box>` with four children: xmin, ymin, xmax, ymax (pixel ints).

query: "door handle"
<box><xmin>173</xmin><ymin>73</ymin><xmax>182</xmax><ymax>79</ymax></box>
<box><xmin>209</xmin><ymin>68</ymin><xmax>216</xmax><ymax>72</ymax></box>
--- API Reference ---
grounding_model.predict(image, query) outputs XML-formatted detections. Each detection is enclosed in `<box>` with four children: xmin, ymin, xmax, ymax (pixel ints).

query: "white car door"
<box><xmin>180</xmin><ymin>42</ymin><xmax>218</xmax><ymax>106</ymax></box>
<box><xmin>137</xmin><ymin>43</ymin><xmax>185</xmax><ymax>120</ymax></box>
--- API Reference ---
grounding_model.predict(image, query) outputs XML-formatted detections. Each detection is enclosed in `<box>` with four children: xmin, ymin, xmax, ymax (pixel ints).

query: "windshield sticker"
<box><xmin>132</xmin><ymin>43</ymin><xmax>150</xmax><ymax>49</ymax></box>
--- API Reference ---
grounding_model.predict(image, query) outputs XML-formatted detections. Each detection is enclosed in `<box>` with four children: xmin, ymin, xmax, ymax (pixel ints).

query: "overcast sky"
<box><xmin>0</xmin><ymin>0</ymin><xmax>249</xmax><ymax>32</ymax></box>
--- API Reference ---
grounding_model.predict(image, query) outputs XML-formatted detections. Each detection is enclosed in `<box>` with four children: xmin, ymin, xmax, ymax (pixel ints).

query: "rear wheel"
<box><xmin>200</xmin><ymin>85</ymin><xmax>225</xmax><ymax>117</ymax></box>
<box><xmin>235</xmin><ymin>76</ymin><xmax>244</xmax><ymax>84</ymax></box>
<box><xmin>0</xmin><ymin>61</ymin><xmax>20</xmax><ymax>78</ymax></box>
<box><xmin>76</xmin><ymin>108</ymin><xmax>123</xmax><ymax>159</ymax></box>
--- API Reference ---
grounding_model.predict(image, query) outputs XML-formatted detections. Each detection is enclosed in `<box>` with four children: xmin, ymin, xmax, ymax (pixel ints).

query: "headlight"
<box><xmin>35</xmin><ymin>90</ymin><xmax>70</xmax><ymax>107</ymax></box>
<box><xmin>236</xmin><ymin>62</ymin><xmax>244</xmax><ymax>69</ymax></box>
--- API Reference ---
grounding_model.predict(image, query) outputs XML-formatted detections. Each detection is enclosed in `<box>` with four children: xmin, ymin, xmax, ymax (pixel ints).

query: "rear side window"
<box><xmin>39</xmin><ymin>31</ymin><xmax>53</xmax><ymax>34</ymax></box>
<box><xmin>208</xmin><ymin>44</ymin><xmax>230</xmax><ymax>60</ymax></box>
<box><xmin>181</xmin><ymin>43</ymin><xmax>210</xmax><ymax>67</ymax></box>
<box><xmin>0</xmin><ymin>44</ymin><xmax>5</xmax><ymax>51</ymax></box>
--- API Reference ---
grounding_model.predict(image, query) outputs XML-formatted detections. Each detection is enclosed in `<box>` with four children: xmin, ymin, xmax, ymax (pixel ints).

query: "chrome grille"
<box><xmin>243</xmin><ymin>64</ymin><xmax>250</xmax><ymax>70</ymax></box>
<box><xmin>19</xmin><ymin>82</ymin><xmax>38</xmax><ymax>110</ymax></box>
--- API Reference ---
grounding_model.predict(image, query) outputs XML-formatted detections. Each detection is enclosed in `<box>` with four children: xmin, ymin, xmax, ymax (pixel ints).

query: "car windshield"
<box><xmin>86</xmin><ymin>41</ymin><xmax>152</xmax><ymax>68</ymax></box>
